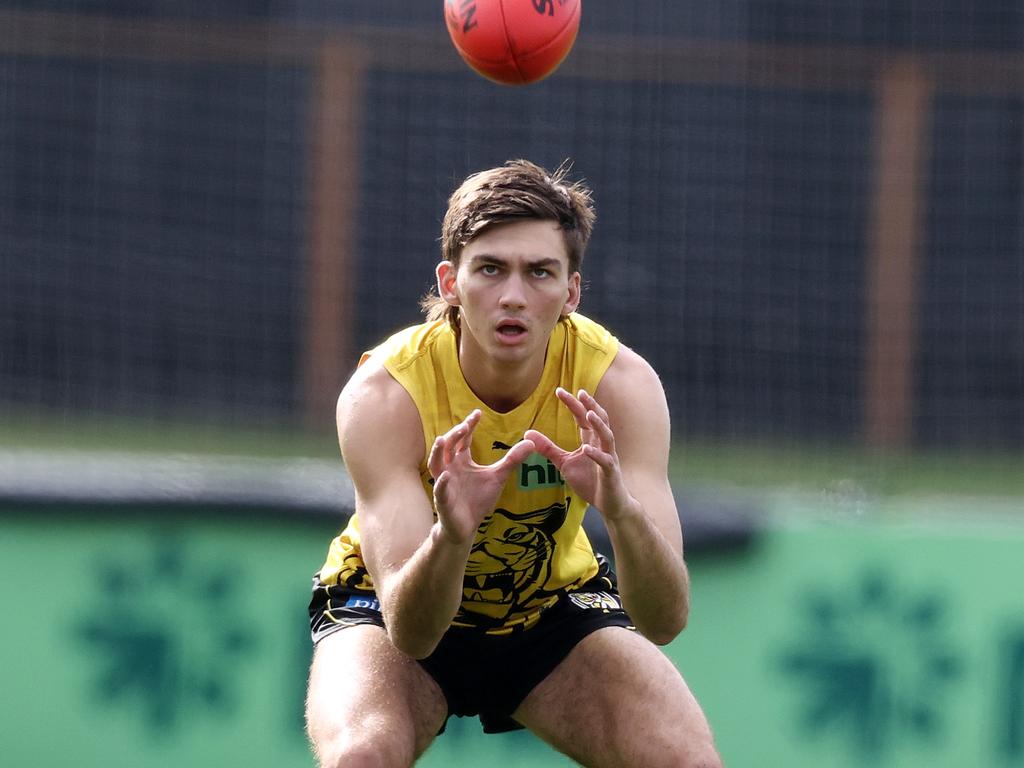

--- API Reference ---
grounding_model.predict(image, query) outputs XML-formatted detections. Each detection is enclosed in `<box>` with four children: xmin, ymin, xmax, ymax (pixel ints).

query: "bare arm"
<box><xmin>525</xmin><ymin>347</ymin><xmax>688</xmax><ymax>645</ymax></box>
<box><xmin>339</xmin><ymin>361</ymin><xmax>534</xmax><ymax>658</ymax></box>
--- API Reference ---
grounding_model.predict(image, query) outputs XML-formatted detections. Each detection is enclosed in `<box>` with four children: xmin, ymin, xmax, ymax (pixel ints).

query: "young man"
<box><xmin>306</xmin><ymin>160</ymin><xmax>721</xmax><ymax>768</ymax></box>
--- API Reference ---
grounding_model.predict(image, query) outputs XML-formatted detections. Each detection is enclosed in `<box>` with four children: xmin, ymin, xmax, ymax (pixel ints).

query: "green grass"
<box><xmin>0</xmin><ymin>412</ymin><xmax>340</xmax><ymax>459</ymax></box>
<box><xmin>671</xmin><ymin>440</ymin><xmax>1024</xmax><ymax>498</ymax></box>
<box><xmin>3</xmin><ymin>412</ymin><xmax>1022</xmax><ymax>499</ymax></box>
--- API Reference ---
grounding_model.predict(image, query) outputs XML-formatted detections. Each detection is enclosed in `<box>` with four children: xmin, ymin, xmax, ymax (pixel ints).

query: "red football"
<box><xmin>444</xmin><ymin>0</ymin><xmax>582</xmax><ymax>86</ymax></box>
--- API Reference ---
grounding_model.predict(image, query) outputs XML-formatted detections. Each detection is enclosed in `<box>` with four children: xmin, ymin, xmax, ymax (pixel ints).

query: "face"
<box><xmin>437</xmin><ymin>219</ymin><xmax>581</xmax><ymax>369</ymax></box>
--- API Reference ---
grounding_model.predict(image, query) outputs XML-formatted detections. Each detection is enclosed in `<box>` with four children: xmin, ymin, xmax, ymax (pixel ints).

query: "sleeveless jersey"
<box><xmin>315</xmin><ymin>312</ymin><xmax>619</xmax><ymax>635</ymax></box>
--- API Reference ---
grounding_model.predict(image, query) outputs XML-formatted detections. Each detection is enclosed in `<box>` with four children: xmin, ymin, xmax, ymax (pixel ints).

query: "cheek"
<box><xmin>547</xmin><ymin>284</ymin><xmax>573</xmax><ymax>311</ymax></box>
<box><xmin>452</xmin><ymin>273</ymin><xmax>478</xmax><ymax>303</ymax></box>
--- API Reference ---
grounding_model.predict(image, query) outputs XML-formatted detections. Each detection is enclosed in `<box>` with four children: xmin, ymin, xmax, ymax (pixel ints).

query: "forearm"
<box><xmin>603</xmin><ymin>502</ymin><xmax>690</xmax><ymax>645</ymax></box>
<box><xmin>376</xmin><ymin>523</ymin><xmax>470</xmax><ymax>659</ymax></box>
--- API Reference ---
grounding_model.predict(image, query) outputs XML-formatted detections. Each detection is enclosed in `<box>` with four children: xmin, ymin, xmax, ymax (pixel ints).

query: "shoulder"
<box><xmin>561</xmin><ymin>313</ymin><xmax>620</xmax><ymax>394</ymax></box>
<box><xmin>595</xmin><ymin>343</ymin><xmax>670</xmax><ymax>443</ymax></box>
<box><xmin>564</xmin><ymin>312</ymin><xmax>618</xmax><ymax>354</ymax></box>
<box><xmin>363</xmin><ymin>319</ymin><xmax>450</xmax><ymax>371</ymax></box>
<box><xmin>598</xmin><ymin>343</ymin><xmax>665</xmax><ymax>403</ymax></box>
<box><xmin>337</xmin><ymin>351</ymin><xmax>426</xmax><ymax>473</ymax></box>
<box><xmin>343</xmin><ymin>319</ymin><xmax>450</xmax><ymax>434</ymax></box>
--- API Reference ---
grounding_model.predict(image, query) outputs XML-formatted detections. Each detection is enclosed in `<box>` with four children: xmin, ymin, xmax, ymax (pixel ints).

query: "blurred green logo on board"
<box><xmin>778</xmin><ymin>567</ymin><xmax>963</xmax><ymax>755</ymax></box>
<box><xmin>74</xmin><ymin>533</ymin><xmax>256</xmax><ymax>733</ymax></box>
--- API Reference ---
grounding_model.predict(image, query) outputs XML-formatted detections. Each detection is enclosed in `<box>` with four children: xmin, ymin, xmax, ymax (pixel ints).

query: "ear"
<box><xmin>561</xmin><ymin>271</ymin><xmax>581</xmax><ymax>316</ymax></box>
<box><xmin>436</xmin><ymin>261</ymin><xmax>461</xmax><ymax>306</ymax></box>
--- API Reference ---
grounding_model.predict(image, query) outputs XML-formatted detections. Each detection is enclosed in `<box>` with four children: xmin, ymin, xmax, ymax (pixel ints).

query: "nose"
<box><xmin>499</xmin><ymin>273</ymin><xmax>527</xmax><ymax>309</ymax></box>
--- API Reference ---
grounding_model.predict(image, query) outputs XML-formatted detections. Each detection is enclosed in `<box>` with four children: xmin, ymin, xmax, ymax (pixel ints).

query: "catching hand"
<box><xmin>429</xmin><ymin>410</ymin><xmax>535</xmax><ymax>545</ymax></box>
<box><xmin>525</xmin><ymin>388</ymin><xmax>636</xmax><ymax>520</ymax></box>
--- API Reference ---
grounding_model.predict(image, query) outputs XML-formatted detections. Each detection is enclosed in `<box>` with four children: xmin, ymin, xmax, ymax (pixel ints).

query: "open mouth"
<box><xmin>463</xmin><ymin>571</ymin><xmax>516</xmax><ymax>602</ymax></box>
<box><xmin>496</xmin><ymin>320</ymin><xmax>527</xmax><ymax>338</ymax></box>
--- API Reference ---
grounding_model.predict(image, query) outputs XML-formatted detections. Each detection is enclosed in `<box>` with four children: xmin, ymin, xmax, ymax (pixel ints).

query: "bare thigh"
<box><xmin>305</xmin><ymin>625</ymin><xmax>448</xmax><ymax>768</ymax></box>
<box><xmin>512</xmin><ymin>627</ymin><xmax>722</xmax><ymax>768</ymax></box>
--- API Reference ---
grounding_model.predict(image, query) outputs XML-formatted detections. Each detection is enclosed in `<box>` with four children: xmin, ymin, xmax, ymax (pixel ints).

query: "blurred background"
<box><xmin>1</xmin><ymin>1</ymin><xmax>1022</xmax><ymax>766</ymax></box>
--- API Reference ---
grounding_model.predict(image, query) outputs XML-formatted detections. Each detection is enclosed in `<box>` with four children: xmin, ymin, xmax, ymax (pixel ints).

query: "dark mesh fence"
<box><xmin>0</xmin><ymin>54</ymin><xmax>308</xmax><ymax>422</ymax></box>
<box><xmin>0</xmin><ymin>1</ymin><xmax>1021</xmax><ymax>453</ymax></box>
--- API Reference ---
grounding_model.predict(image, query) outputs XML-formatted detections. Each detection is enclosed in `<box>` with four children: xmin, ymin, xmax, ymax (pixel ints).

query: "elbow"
<box><xmin>374</xmin><ymin>583</ymin><xmax>442</xmax><ymax>659</ymax></box>
<box><xmin>677</xmin><ymin>601</ymin><xmax>690</xmax><ymax>634</ymax></box>
<box><xmin>386</xmin><ymin>625</ymin><xmax>440</xmax><ymax>660</ymax></box>
<box><xmin>384</xmin><ymin>615</ymin><xmax>444</xmax><ymax>659</ymax></box>
<box><xmin>645</xmin><ymin>619</ymin><xmax>685</xmax><ymax>647</ymax></box>
<box><xmin>647</xmin><ymin>632</ymin><xmax>679</xmax><ymax>647</ymax></box>
<box><xmin>377</xmin><ymin>584</ymin><xmax>456</xmax><ymax>659</ymax></box>
<box><xmin>639</xmin><ymin>605</ymin><xmax>689</xmax><ymax>647</ymax></box>
<box><xmin>398</xmin><ymin>642</ymin><xmax>438</xmax><ymax>661</ymax></box>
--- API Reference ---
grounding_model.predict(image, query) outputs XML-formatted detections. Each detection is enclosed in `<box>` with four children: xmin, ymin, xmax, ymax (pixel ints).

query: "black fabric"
<box><xmin>308</xmin><ymin>564</ymin><xmax>635</xmax><ymax>734</ymax></box>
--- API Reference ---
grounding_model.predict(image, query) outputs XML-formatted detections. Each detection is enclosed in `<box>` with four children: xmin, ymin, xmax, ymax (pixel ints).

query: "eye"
<box><xmin>531</xmin><ymin>267</ymin><xmax>551</xmax><ymax>278</ymax></box>
<box><xmin>480</xmin><ymin>264</ymin><xmax>500</xmax><ymax>276</ymax></box>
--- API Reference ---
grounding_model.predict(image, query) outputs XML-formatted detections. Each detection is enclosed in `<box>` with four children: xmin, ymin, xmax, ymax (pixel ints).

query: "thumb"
<box><xmin>432</xmin><ymin>470</ymin><xmax>451</xmax><ymax>507</ymax></box>
<box><xmin>498</xmin><ymin>438</ymin><xmax>536</xmax><ymax>471</ymax></box>
<box><xmin>523</xmin><ymin>429</ymin><xmax>564</xmax><ymax>465</ymax></box>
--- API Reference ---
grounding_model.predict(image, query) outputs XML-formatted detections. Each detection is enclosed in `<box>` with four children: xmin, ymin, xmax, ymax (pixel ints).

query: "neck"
<box><xmin>457</xmin><ymin>343</ymin><xmax>547</xmax><ymax>414</ymax></box>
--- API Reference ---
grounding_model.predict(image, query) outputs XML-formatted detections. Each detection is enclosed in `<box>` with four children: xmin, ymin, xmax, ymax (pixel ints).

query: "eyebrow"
<box><xmin>468</xmin><ymin>254</ymin><xmax>564</xmax><ymax>271</ymax></box>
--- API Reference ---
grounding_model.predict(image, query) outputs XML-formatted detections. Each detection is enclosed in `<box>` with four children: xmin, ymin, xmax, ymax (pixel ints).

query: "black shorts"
<box><xmin>309</xmin><ymin>562</ymin><xmax>635</xmax><ymax>734</ymax></box>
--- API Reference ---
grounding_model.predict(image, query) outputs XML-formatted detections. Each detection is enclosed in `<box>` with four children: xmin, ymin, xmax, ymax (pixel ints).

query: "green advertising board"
<box><xmin>685</xmin><ymin>512</ymin><xmax>1024</xmax><ymax>767</ymax></box>
<box><xmin>1</xmin><ymin>506</ymin><xmax>1021</xmax><ymax>767</ymax></box>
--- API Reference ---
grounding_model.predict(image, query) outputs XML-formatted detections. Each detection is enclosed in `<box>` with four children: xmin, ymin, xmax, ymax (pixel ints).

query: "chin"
<box><xmin>491</xmin><ymin>340</ymin><xmax>535</xmax><ymax>363</ymax></box>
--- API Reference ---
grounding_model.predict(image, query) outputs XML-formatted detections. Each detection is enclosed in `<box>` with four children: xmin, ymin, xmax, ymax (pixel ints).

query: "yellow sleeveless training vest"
<box><xmin>316</xmin><ymin>312</ymin><xmax>619</xmax><ymax>635</ymax></box>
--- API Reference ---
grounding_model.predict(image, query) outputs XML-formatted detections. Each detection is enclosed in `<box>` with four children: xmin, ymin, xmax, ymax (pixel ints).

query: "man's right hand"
<box><xmin>428</xmin><ymin>410</ymin><xmax>535</xmax><ymax>546</ymax></box>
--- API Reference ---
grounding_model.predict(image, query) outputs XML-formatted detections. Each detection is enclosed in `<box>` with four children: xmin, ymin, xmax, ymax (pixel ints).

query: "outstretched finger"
<box><xmin>443</xmin><ymin>427</ymin><xmax>464</xmax><ymax>466</ymax></box>
<box><xmin>578</xmin><ymin>389</ymin><xmax>610</xmax><ymax>423</ymax></box>
<box><xmin>432</xmin><ymin>469</ymin><xmax>451</xmax><ymax>506</ymax></box>
<box><xmin>448</xmin><ymin>410</ymin><xmax>481</xmax><ymax>462</ymax></box>
<box><xmin>430</xmin><ymin>430</ymin><xmax>462</xmax><ymax>479</ymax></box>
<box><xmin>430</xmin><ymin>411</ymin><xmax>480</xmax><ymax>474</ymax></box>
<box><xmin>452</xmin><ymin>415</ymin><xmax>476</xmax><ymax>458</ymax></box>
<box><xmin>581</xmin><ymin>442</ymin><xmax>616</xmax><ymax>472</ymax></box>
<box><xmin>555</xmin><ymin>387</ymin><xmax>591</xmax><ymax>431</ymax></box>
<box><xmin>585</xmin><ymin>408</ymin><xmax>616</xmax><ymax>452</ymax></box>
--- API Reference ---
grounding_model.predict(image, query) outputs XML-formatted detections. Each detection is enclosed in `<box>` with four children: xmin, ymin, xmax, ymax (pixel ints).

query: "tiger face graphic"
<box><xmin>462</xmin><ymin>499</ymin><xmax>570</xmax><ymax>620</ymax></box>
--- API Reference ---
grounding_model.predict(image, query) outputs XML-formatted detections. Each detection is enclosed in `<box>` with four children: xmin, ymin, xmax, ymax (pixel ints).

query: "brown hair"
<box><xmin>420</xmin><ymin>159</ymin><xmax>596</xmax><ymax>327</ymax></box>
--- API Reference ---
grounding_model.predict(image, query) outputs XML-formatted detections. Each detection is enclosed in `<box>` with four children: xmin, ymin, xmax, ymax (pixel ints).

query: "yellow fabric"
<box><xmin>317</xmin><ymin>313</ymin><xmax>619</xmax><ymax>634</ymax></box>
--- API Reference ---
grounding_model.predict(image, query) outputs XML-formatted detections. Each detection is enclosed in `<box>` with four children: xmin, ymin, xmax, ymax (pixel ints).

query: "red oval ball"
<box><xmin>444</xmin><ymin>0</ymin><xmax>581</xmax><ymax>86</ymax></box>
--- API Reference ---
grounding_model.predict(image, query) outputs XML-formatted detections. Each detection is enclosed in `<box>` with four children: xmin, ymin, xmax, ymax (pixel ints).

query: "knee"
<box><xmin>646</xmin><ymin>730</ymin><xmax>721</xmax><ymax>768</ymax></box>
<box><xmin>313</xmin><ymin>738</ymin><xmax>414</xmax><ymax>768</ymax></box>
<box><xmin>310</xmin><ymin>726</ymin><xmax>416</xmax><ymax>768</ymax></box>
<box><xmin>679</xmin><ymin>740</ymin><xmax>724</xmax><ymax>768</ymax></box>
